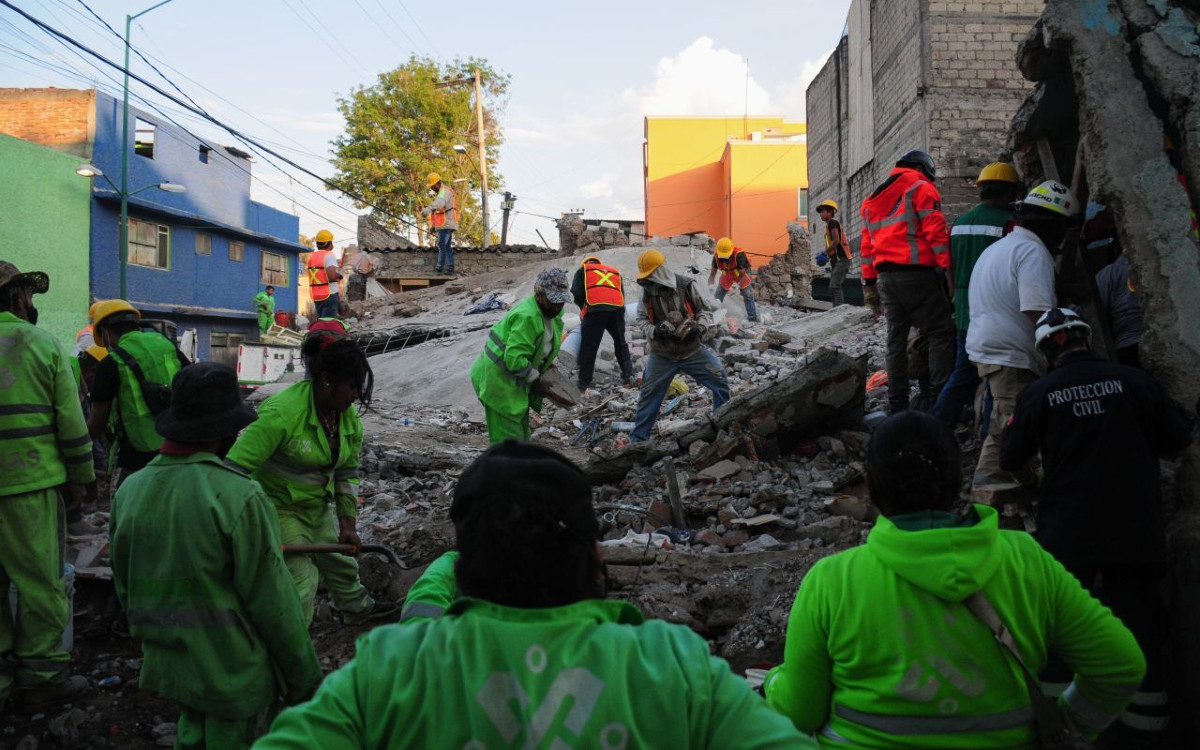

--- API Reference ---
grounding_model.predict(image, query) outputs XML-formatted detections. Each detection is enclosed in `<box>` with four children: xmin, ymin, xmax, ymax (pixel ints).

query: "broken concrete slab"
<box><xmin>699</xmin><ymin>459</ymin><xmax>741</xmax><ymax>480</ymax></box>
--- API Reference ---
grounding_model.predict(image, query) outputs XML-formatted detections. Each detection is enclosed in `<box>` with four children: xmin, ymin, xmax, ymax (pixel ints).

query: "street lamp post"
<box><xmin>500</xmin><ymin>192</ymin><xmax>516</xmax><ymax>251</ymax></box>
<box><xmin>77</xmin><ymin>164</ymin><xmax>186</xmax><ymax>298</ymax></box>
<box><xmin>121</xmin><ymin>0</ymin><xmax>178</xmax><ymax>299</ymax></box>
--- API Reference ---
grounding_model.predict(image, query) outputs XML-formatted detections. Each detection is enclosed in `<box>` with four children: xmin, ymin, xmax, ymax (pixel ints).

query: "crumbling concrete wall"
<box><xmin>369</xmin><ymin>245</ymin><xmax>554</xmax><ymax>280</ymax></box>
<box><xmin>756</xmin><ymin>224</ymin><xmax>817</xmax><ymax>305</ymax></box>
<box><xmin>358</xmin><ymin>213</ymin><xmax>417</xmax><ymax>252</ymax></box>
<box><xmin>556</xmin><ymin>213</ymin><xmax>645</xmax><ymax>255</ymax></box>
<box><xmin>1011</xmin><ymin>0</ymin><xmax>1200</xmax><ymax>733</ymax></box>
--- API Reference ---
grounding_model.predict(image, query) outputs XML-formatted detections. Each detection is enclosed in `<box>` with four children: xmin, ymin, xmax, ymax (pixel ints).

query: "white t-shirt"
<box><xmin>966</xmin><ymin>226</ymin><xmax>1057</xmax><ymax>371</ymax></box>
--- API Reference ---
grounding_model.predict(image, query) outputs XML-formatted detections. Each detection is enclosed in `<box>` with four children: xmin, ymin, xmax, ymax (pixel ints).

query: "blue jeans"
<box><xmin>313</xmin><ymin>293</ymin><xmax>340</xmax><ymax>319</ymax></box>
<box><xmin>715</xmin><ymin>282</ymin><xmax>759</xmax><ymax>322</ymax></box>
<box><xmin>932</xmin><ymin>329</ymin><xmax>980</xmax><ymax>426</ymax></box>
<box><xmin>631</xmin><ymin>348</ymin><xmax>730</xmax><ymax>442</ymax></box>
<box><xmin>435</xmin><ymin>229</ymin><xmax>455</xmax><ymax>273</ymax></box>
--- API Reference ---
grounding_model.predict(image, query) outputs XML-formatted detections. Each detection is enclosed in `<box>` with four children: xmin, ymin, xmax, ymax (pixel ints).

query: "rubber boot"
<box><xmin>16</xmin><ymin>674</ymin><xmax>89</xmax><ymax>712</ymax></box>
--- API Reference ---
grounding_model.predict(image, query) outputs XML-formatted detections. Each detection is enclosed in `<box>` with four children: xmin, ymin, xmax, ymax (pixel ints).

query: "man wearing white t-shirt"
<box><xmin>967</xmin><ymin>180</ymin><xmax>1080</xmax><ymax>489</ymax></box>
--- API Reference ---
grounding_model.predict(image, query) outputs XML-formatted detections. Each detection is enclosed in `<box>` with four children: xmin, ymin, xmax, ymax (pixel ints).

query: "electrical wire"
<box><xmin>0</xmin><ymin>0</ymin><xmax>428</xmax><ymax>235</ymax></box>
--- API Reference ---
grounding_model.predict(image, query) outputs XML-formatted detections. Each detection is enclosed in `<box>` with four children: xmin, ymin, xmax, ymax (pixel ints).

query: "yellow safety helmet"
<box><xmin>81</xmin><ymin>344</ymin><xmax>109</xmax><ymax>363</ymax></box>
<box><xmin>637</xmin><ymin>249</ymin><xmax>666</xmax><ymax>280</ymax></box>
<box><xmin>91</xmin><ymin>299</ymin><xmax>140</xmax><ymax>328</ymax></box>
<box><xmin>426</xmin><ymin>172</ymin><xmax>441</xmax><ymax>188</ymax></box>
<box><xmin>976</xmin><ymin>162</ymin><xmax>1020</xmax><ymax>185</ymax></box>
<box><xmin>315</xmin><ymin>229</ymin><xmax>334</xmax><ymax>244</ymax></box>
<box><xmin>816</xmin><ymin>199</ymin><xmax>839</xmax><ymax>213</ymax></box>
<box><xmin>715</xmin><ymin>237</ymin><xmax>734</xmax><ymax>258</ymax></box>
<box><xmin>87</xmin><ymin>300</ymin><xmax>101</xmax><ymax>322</ymax></box>
<box><xmin>580</xmin><ymin>255</ymin><xmax>602</xmax><ymax>266</ymax></box>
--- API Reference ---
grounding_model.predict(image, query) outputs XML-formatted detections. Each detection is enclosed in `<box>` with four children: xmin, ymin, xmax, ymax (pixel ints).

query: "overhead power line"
<box><xmin>0</xmin><ymin>0</ymin><xmax>426</xmax><ymax>234</ymax></box>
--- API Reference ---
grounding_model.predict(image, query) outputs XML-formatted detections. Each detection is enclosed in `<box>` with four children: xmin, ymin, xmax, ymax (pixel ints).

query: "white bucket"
<box><xmin>559</xmin><ymin>327</ymin><xmax>583</xmax><ymax>364</ymax></box>
<box><xmin>7</xmin><ymin>563</ymin><xmax>74</xmax><ymax>652</ymax></box>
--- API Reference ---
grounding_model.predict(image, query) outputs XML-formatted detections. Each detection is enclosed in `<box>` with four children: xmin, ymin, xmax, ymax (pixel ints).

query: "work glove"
<box><xmin>525</xmin><ymin>368</ymin><xmax>541</xmax><ymax>384</ymax></box>
<box><xmin>654</xmin><ymin>322</ymin><xmax>676</xmax><ymax>339</ymax></box>
<box><xmin>863</xmin><ymin>282</ymin><xmax>882</xmax><ymax>317</ymax></box>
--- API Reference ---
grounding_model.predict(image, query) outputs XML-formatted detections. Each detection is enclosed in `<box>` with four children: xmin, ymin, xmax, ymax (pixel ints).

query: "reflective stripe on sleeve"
<box><xmin>127</xmin><ymin>607</ymin><xmax>244</xmax><ymax>629</ymax></box>
<box><xmin>951</xmin><ymin>224</ymin><xmax>1005</xmax><ymax>238</ymax></box>
<box><xmin>0</xmin><ymin>404</ymin><xmax>54</xmax><ymax>416</ymax></box>
<box><xmin>262</xmin><ymin>456</ymin><xmax>328</xmax><ymax>487</ymax></box>
<box><xmin>1119</xmin><ymin>712</ymin><xmax>1169</xmax><ymax>731</ymax></box>
<box><xmin>64</xmin><ymin>452</ymin><xmax>94</xmax><ymax>464</ymax></box>
<box><xmin>834</xmin><ymin>704</ymin><xmax>1034</xmax><ymax>735</ymax></box>
<box><xmin>399</xmin><ymin>602</ymin><xmax>446</xmax><ymax>621</ymax></box>
<box><xmin>1131</xmin><ymin>690</ymin><xmax>1169</xmax><ymax>707</ymax></box>
<box><xmin>0</xmin><ymin>424</ymin><xmax>55</xmax><ymax>441</ymax></box>
<box><xmin>1040</xmin><ymin>682</ymin><xmax>1070</xmax><ymax>698</ymax></box>
<box><xmin>58</xmin><ymin>433</ymin><xmax>92</xmax><ymax>449</ymax></box>
<box><xmin>1062</xmin><ymin>681</ymin><xmax>1124</xmax><ymax>731</ymax></box>
<box><xmin>932</xmin><ymin>244</ymin><xmax>951</xmax><ymax>255</ymax></box>
<box><xmin>334</xmin><ymin>482</ymin><xmax>356</xmax><ymax>496</ymax></box>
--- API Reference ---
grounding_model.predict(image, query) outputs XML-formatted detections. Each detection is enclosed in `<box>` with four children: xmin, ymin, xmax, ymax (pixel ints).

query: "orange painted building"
<box><xmin>643</xmin><ymin>116</ymin><xmax>808</xmax><ymax>267</ymax></box>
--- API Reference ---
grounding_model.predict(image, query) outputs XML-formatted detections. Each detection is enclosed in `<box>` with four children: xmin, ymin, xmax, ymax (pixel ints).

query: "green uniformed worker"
<box><xmin>111</xmin><ymin>362</ymin><xmax>320</xmax><ymax>749</ymax></box>
<box><xmin>0</xmin><ymin>261</ymin><xmax>94</xmax><ymax>712</ymax></box>
<box><xmin>253</xmin><ymin>441</ymin><xmax>814</xmax><ymax>749</ymax></box>
<box><xmin>255</xmin><ymin>285</ymin><xmax>276</xmax><ymax>334</ymax></box>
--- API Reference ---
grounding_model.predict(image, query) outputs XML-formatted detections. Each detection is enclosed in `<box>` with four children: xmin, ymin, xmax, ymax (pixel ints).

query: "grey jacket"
<box><xmin>421</xmin><ymin>186</ymin><xmax>458</xmax><ymax>231</ymax></box>
<box><xmin>636</xmin><ymin>267</ymin><xmax>713</xmax><ymax>360</ymax></box>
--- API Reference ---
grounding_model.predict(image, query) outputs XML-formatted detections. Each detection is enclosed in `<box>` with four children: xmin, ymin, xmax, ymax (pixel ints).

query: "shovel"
<box><xmin>282</xmin><ymin>543</ymin><xmax>408</xmax><ymax>570</ymax></box>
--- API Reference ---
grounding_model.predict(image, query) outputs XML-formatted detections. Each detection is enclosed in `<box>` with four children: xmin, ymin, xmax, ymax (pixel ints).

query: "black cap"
<box><xmin>155</xmin><ymin>362</ymin><xmax>257</xmax><ymax>442</ymax></box>
<box><xmin>451</xmin><ymin>441</ymin><xmax>597</xmax><ymax>543</ymax></box>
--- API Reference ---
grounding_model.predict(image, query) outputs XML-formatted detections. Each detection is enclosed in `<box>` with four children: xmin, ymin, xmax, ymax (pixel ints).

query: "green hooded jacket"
<box><xmin>226</xmin><ymin>379</ymin><xmax>363</xmax><ymax>520</ymax></box>
<box><xmin>765</xmin><ymin>505</ymin><xmax>1144</xmax><ymax>748</ymax></box>
<box><xmin>253</xmin><ymin>597</ymin><xmax>814</xmax><ymax>749</ymax></box>
<box><xmin>111</xmin><ymin>453</ymin><xmax>320</xmax><ymax>718</ymax></box>
<box><xmin>0</xmin><ymin>311</ymin><xmax>95</xmax><ymax>495</ymax></box>
<box><xmin>469</xmin><ymin>295</ymin><xmax>562</xmax><ymax>417</ymax></box>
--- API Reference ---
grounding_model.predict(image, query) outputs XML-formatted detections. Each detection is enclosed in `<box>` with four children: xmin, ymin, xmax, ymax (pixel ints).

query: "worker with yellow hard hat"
<box><xmin>74</xmin><ymin>300</ymin><xmax>102</xmax><ymax>355</ymax></box>
<box><xmin>421</xmin><ymin>172</ymin><xmax>459</xmax><ymax>276</ymax></box>
<box><xmin>631</xmin><ymin>249</ymin><xmax>729</xmax><ymax>443</ymax></box>
<box><xmin>307</xmin><ymin>229</ymin><xmax>342</xmax><ymax>319</ymax></box>
<box><xmin>706</xmin><ymin>237</ymin><xmax>759</xmax><ymax>323</ymax></box>
<box><xmin>930</xmin><ymin>162</ymin><xmax>1022</xmax><ymax>427</ymax></box>
<box><xmin>86</xmin><ymin>299</ymin><xmax>189</xmax><ymax>492</ymax></box>
<box><xmin>816</xmin><ymin>200</ymin><xmax>854</xmax><ymax>307</ymax></box>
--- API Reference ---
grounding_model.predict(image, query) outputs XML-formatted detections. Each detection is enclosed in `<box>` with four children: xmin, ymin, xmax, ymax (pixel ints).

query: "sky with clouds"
<box><xmin>0</xmin><ymin>0</ymin><xmax>850</xmax><ymax>246</ymax></box>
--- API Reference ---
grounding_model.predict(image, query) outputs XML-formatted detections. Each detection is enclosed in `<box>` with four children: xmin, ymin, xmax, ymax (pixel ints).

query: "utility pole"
<box><xmin>500</xmin><ymin>192</ymin><xmax>516</xmax><ymax>250</ymax></box>
<box><xmin>474</xmin><ymin>68</ymin><xmax>490</xmax><ymax>248</ymax></box>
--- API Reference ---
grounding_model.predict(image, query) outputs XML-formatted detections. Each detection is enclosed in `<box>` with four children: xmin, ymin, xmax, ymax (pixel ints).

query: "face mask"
<box><xmin>27</xmin><ymin>304</ymin><xmax>38</xmax><ymax>326</ymax></box>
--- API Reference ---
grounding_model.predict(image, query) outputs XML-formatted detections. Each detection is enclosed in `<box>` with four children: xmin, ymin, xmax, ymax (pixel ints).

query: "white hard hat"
<box><xmin>1021</xmin><ymin>180</ymin><xmax>1080</xmax><ymax>218</ymax></box>
<box><xmin>1035</xmin><ymin>307</ymin><xmax>1091</xmax><ymax>351</ymax></box>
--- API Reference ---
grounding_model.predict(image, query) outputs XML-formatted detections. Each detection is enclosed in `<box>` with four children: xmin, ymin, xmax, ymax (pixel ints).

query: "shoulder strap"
<box><xmin>109</xmin><ymin>345</ymin><xmax>152</xmax><ymax>390</ymax></box>
<box><xmin>965</xmin><ymin>592</ymin><xmax>1089</xmax><ymax>746</ymax></box>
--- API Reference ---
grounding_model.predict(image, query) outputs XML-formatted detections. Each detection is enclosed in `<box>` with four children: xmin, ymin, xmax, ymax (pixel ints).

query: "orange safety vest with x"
<box><xmin>859</xmin><ymin>167</ymin><xmax>950</xmax><ymax>281</ymax></box>
<box><xmin>307</xmin><ymin>249</ymin><xmax>334</xmax><ymax>302</ymax></box>
<box><xmin>582</xmin><ymin>263</ymin><xmax>625</xmax><ymax>311</ymax></box>
<box><xmin>715</xmin><ymin>248</ymin><xmax>753</xmax><ymax>291</ymax></box>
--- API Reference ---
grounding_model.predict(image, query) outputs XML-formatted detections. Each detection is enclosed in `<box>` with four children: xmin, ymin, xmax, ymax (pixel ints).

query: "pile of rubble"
<box><xmin>753</xmin><ymin>222</ymin><xmax>819</xmax><ymax>306</ymax></box>
<box><xmin>556</xmin><ymin>214</ymin><xmax>643</xmax><ymax>256</ymax></box>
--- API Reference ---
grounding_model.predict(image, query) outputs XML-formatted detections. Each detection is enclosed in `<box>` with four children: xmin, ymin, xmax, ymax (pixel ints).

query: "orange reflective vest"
<box><xmin>859</xmin><ymin>167</ymin><xmax>951</xmax><ymax>281</ymax></box>
<box><xmin>583</xmin><ymin>263</ymin><xmax>625</xmax><ymax>308</ymax></box>
<box><xmin>76</xmin><ymin>324</ymin><xmax>93</xmax><ymax>344</ymax></box>
<box><xmin>715</xmin><ymin>248</ymin><xmax>752</xmax><ymax>291</ymax></box>
<box><xmin>307</xmin><ymin>250</ymin><xmax>333</xmax><ymax>302</ymax></box>
<box><xmin>824</xmin><ymin>220</ymin><xmax>851</xmax><ymax>261</ymax></box>
<box><xmin>429</xmin><ymin>186</ymin><xmax>458</xmax><ymax>229</ymax></box>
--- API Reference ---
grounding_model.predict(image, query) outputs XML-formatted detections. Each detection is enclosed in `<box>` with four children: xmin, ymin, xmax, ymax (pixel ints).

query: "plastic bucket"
<box><xmin>7</xmin><ymin>563</ymin><xmax>74</xmax><ymax>652</ymax></box>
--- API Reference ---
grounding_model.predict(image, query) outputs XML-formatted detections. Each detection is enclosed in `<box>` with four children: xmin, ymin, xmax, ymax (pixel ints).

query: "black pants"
<box><xmin>577</xmin><ymin>307</ymin><xmax>634</xmax><ymax>389</ymax></box>
<box><xmin>877</xmin><ymin>270</ymin><xmax>955</xmax><ymax>411</ymax></box>
<box><xmin>1043</xmin><ymin>563</ymin><xmax>1169</xmax><ymax>741</ymax></box>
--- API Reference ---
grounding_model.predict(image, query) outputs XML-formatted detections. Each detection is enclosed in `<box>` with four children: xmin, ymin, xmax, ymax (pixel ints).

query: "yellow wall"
<box><xmin>644</xmin><ymin>116</ymin><xmax>807</xmax><ymax>266</ymax></box>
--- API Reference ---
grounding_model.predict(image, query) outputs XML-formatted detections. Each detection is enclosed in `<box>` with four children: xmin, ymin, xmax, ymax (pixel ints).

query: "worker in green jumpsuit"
<box><xmin>470</xmin><ymin>268</ymin><xmax>570</xmax><ymax>444</ymax></box>
<box><xmin>0</xmin><ymin>261</ymin><xmax>94</xmax><ymax>712</ymax></box>
<box><xmin>226</xmin><ymin>333</ymin><xmax>394</xmax><ymax>626</ymax></box>
<box><xmin>254</xmin><ymin>441</ymin><xmax>813</xmax><ymax>748</ymax></box>
<box><xmin>255</xmin><ymin>285</ymin><xmax>276</xmax><ymax>334</ymax></box>
<box><xmin>111</xmin><ymin>363</ymin><xmax>320</xmax><ymax>749</ymax></box>
<box><xmin>765</xmin><ymin>412</ymin><xmax>1145</xmax><ymax>747</ymax></box>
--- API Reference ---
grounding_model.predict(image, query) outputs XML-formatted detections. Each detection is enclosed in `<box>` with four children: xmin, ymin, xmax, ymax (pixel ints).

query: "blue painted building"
<box><xmin>0</xmin><ymin>88</ymin><xmax>305</xmax><ymax>365</ymax></box>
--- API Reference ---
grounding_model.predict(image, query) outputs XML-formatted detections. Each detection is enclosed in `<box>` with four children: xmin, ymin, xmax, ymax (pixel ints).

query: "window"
<box><xmin>209</xmin><ymin>331</ymin><xmax>245</xmax><ymax>369</ymax></box>
<box><xmin>195</xmin><ymin>233</ymin><xmax>212</xmax><ymax>255</ymax></box>
<box><xmin>127</xmin><ymin>218</ymin><xmax>169</xmax><ymax>269</ymax></box>
<box><xmin>229</xmin><ymin>240</ymin><xmax>245</xmax><ymax>262</ymax></box>
<box><xmin>198</xmin><ymin>145</ymin><xmax>211</xmax><ymax>164</ymax></box>
<box><xmin>797</xmin><ymin>188</ymin><xmax>810</xmax><ymax>229</ymax></box>
<box><xmin>134</xmin><ymin>118</ymin><xmax>156</xmax><ymax>159</ymax></box>
<box><xmin>261</xmin><ymin>251</ymin><xmax>289</xmax><ymax>286</ymax></box>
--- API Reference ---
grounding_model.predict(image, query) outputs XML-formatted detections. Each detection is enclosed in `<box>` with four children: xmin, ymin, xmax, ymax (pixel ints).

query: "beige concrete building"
<box><xmin>806</xmin><ymin>0</ymin><xmax>1044</xmax><ymax>240</ymax></box>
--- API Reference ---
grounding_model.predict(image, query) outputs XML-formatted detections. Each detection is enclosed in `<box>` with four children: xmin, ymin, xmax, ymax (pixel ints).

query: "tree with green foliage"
<box><xmin>330</xmin><ymin>56</ymin><xmax>510</xmax><ymax>246</ymax></box>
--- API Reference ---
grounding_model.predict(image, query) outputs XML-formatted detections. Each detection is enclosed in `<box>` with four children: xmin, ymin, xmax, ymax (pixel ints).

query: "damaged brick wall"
<box><xmin>368</xmin><ymin>245</ymin><xmax>555</xmax><ymax>280</ymax></box>
<box><xmin>756</xmin><ymin>223</ymin><xmax>817</xmax><ymax>304</ymax></box>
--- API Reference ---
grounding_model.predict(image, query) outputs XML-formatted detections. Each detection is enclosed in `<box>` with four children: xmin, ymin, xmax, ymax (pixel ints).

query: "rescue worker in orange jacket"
<box><xmin>707</xmin><ymin>238</ymin><xmax>759</xmax><ymax>323</ymax></box>
<box><xmin>570</xmin><ymin>256</ymin><xmax>635</xmax><ymax>391</ymax></box>
<box><xmin>307</xmin><ymin>229</ymin><xmax>342</xmax><ymax>319</ymax></box>
<box><xmin>859</xmin><ymin>150</ymin><xmax>955</xmax><ymax>413</ymax></box>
